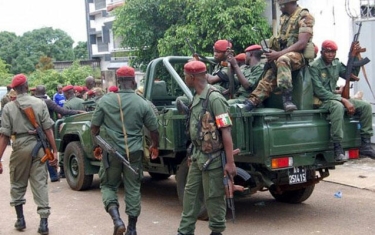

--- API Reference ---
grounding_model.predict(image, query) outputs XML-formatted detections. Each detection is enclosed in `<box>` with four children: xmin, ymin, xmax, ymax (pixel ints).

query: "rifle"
<box><xmin>21</xmin><ymin>106</ymin><xmax>54</xmax><ymax>163</ymax></box>
<box><xmin>221</xmin><ymin>150</ymin><xmax>245</xmax><ymax>223</ymax></box>
<box><xmin>252</xmin><ymin>27</ymin><xmax>277</xmax><ymax>73</ymax></box>
<box><xmin>342</xmin><ymin>22</ymin><xmax>370</xmax><ymax>99</ymax></box>
<box><xmin>185</xmin><ymin>38</ymin><xmax>216</xmax><ymax>65</ymax></box>
<box><xmin>93</xmin><ymin>135</ymin><xmax>138</xmax><ymax>176</ymax></box>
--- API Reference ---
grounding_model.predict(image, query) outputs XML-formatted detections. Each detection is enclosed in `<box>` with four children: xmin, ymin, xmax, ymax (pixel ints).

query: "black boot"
<box><xmin>37</xmin><ymin>218</ymin><xmax>48</xmax><ymax>235</ymax></box>
<box><xmin>243</xmin><ymin>99</ymin><xmax>256</xmax><ymax>112</ymax></box>
<box><xmin>359</xmin><ymin>137</ymin><xmax>375</xmax><ymax>159</ymax></box>
<box><xmin>14</xmin><ymin>205</ymin><xmax>26</xmax><ymax>231</ymax></box>
<box><xmin>59</xmin><ymin>166</ymin><xmax>65</xmax><ymax>178</ymax></box>
<box><xmin>282</xmin><ymin>91</ymin><xmax>297</xmax><ymax>112</ymax></box>
<box><xmin>333</xmin><ymin>143</ymin><xmax>347</xmax><ymax>161</ymax></box>
<box><xmin>108</xmin><ymin>206</ymin><xmax>126</xmax><ymax>235</ymax></box>
<box><xmin>125</xmin><ymin>216</ymin><xmax>137</xmax><ymax>235</ymax></box>
<box><xmin>176</xmin><ymin>99</ymin><xmax>189</xmax><ymax>115</ymax></box>
<box><xmin>210</xmin><ymin>232</ymin><xmax>223</xmax><ymax>235</ymax></box>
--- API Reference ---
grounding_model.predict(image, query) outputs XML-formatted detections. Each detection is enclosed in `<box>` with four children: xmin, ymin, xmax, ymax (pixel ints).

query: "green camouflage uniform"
<box><xmin>178</xmin><ymin>84</ymin><xmax>230</xmax><ymax>234</ymax></box>
<box><xmin>310</xmin><ymin>57</ymin><xmax>373</xmax><ymax>142</ymax></box>
<box><xmin>229</xmin><ymin>62</ymin><xmax>264</xmax><ymax>104</ymax></box>
<box><xmin>212</xmin><ymin>63</ymin><xmax>239</xmax><ymax>99</ymax></box>
<box><xmin>91</xmin><ymin>89</ymin><xmax>158</xmax><ymax>216</ymax></box>
<box><xmin>249</xmin><ymin>6</ymin><xmax>315</xmax><ymax>105</ymax></box>
<box><xmin>0</xmin><ymin>93</ymin><xmax>54</xmax><ymax>218</ymax></box>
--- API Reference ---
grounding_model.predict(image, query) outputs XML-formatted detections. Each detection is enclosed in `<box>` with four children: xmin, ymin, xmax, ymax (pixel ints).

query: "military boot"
<box><xmin>37</xmin><ymin>218</ymin><xmax>48</xmax><ymax>235</ymax></box>
<box><xmin>333</xmin><ymin>143</ymin><xmax>348</xmax><ymax>161</ymax></box>
<box><xmin>108</xmin><ymin>206</ymin><xmax>126</xmax><ymax>235</ymax></box>
<box><xmin>59</xmin><ymin>166</ymin><xmax>65</xmax><ymax>178</ymax></box>
<box><xmin>359</xmin><ymin>137</ymin><xmax>375</xmax><ymax>159</ymax></box>
<box><xmin>125</xmin><ymin>216</ymin><xmax>137</xmax><ymax>235</ymax></box>
<box><xmin>282</xmin><ymin>91</ymin><xmax>297</xmax><ymax>112</ymax></box>
<box><xmin>14</xmin><ymin>205</ymin><xmax>26</xmax><ymax>231</ymax></box>
<box><xmin>210</xmin><ymin>232</ymin><xmax>222</xmax><ymax>235</ymax></box>
<box><xmin>243</xmin><ymin>99</ymin><xmax>256</xmax><ymax>112</ymax></box>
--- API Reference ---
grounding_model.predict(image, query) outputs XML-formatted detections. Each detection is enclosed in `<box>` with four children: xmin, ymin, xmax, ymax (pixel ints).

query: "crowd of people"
<box><xmin>0</xmin><ymin>0</ymin><xmax>375</xmax><ymax>235</ymax></box>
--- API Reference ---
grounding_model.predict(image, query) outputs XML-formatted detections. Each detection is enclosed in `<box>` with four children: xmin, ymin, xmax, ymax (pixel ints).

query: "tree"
<box><xmin>0</xmin><ymin>31</ymin><xmax>20</xmax><ymax>74</ymax></box>
<box><xmin>0</xmin><ymin>58</ymin><xmax>12</xmax><ymax>86</ymax></box>
<box><xmin>74</xmin><ymin>41</ymin><xmax>89</xmax><ymax>60</ymax></box>
<box><xmin>113</xmin><ymin>0</ymin><xmax>271</xmax><ymax>69</ymax></box>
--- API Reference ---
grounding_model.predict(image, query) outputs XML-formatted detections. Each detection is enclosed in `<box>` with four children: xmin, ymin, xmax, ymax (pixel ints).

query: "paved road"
<box><xmin>1</xmin><ymin>146</ymin><xmax>375</xmax><ymax>235</ymax></box>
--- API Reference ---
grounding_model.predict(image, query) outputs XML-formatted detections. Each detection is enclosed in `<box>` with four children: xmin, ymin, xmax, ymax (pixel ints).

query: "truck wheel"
<box><xmin>64</xmin><ymin>141</ymin><xmax>93</xmax><ymax>191</ymax></box>
<box><xmin>175</xmin><ymin>157</ymin><xmax>208</xmax><ymax>220</ymax></box>
<box><xmin>148</xmin><ymin>172</ymin><xmax>171</xmax><ymax>180</ymax></box>
<box><xmin>270</xmin><ymin>184</ymin><xmax>315</xmax><ymax>203</ymax></box>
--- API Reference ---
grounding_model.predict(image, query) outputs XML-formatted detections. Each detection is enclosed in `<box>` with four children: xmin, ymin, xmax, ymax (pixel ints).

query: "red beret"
<box><xmin>245</xmin><ymin>44</ymin><xmax>262</xmax><ymax>52</ymax></box>
<box><xmin>322</xmin><ymin>40</ymin><xmax>338</xmax><ymax>51</ymax></box>
<box><xmin>82</xmin><ymin>86</ymin><xmax>89</xmax><ymax>92</ymax></box>
<box><xmin>11</xmin><ymin>74</ymin><xmax>27</xmax><ymax>88</ymax></box>
<box><xmin>235</xmin><ymin>53</ymin><xmax>246</xmax><ymax>62</ymax></box>
<box><xmin>214</xmin><ymin>40</ymin><xmax>232</xmax><ymax>52</ymax></box>
<box><xmin>74</xmin><ymin>86</ymin><xmax>83</xmax><ymax>93</ymax></box>
<box><xmin>87</xmin><ymin>90</ymin><xmax>95</xmax><ymax>96</ymax></box>
<box><xmin>62</xmin><ymin>85</ymin><xmax>74</xmax><ymax>92</ymax></box>
<box><xmin>184</xmin><ymin>61</ymin><xmax>207</xmax><ymax>74</ymax></box>
<box><xmin>108</xmin><ymin>86</ymin><xmax>119</xmax><ymax>92</ymax></box>
<box><xmin>116</xmin><ymin>66</ymin><xmax>135</xmax><ymax>77</ymax></box>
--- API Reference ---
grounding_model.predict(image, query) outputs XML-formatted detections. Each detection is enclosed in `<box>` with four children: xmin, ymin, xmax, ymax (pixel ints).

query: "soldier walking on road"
<box><xmin>176</xmin><ymin>61</ymin><xmax>237</xmax><ymax>235</ymax></box>
<box><xmin>91</xmin><ymin>66</ymin><xmax>159</xmax><ymax>235</ymax></box>
<box><xmin>243</xmin><ymin>0</ymin><xmax>315</xmax><ymax>112</ymax></box>
<box><xmin>0</xmin><ymin>74</ymin><xmax>58</xmax><ymax>235</ymax></box>
<box><xmin>310</xmin><ymin>40</ymin><xmax>375</xmax><ymax>161</ymax></box>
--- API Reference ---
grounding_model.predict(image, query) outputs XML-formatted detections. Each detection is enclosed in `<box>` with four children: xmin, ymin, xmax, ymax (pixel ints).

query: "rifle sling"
<box><xmin>116</xmin><ymin>94</ymin><xmax>131</xmax><ymax>162</ymax></box>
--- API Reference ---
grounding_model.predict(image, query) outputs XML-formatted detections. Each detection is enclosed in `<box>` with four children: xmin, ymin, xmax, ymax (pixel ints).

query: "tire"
<box><xmin>148</xmin><ymin>172</ymin><xmax>171</xmax><ymax>180</ymax></box>
<box><xmin>175</xmin><ymin>157</ymin><xmax>208</xmax><ymax>220</ymax></box>
<box><xmin>64</xmin><ymin>141</ymin><xmax>93</xmax><ymax>191</ymax></box>
<box><xmin>270</xmin><ymin>184</ymin><xmax>315</xmax><ymax>203</ymax></box>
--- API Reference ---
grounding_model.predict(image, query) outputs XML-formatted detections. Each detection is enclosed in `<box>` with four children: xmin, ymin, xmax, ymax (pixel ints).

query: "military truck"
<box><xmin>55</xmin><ymin>56</ymin><xmax>362</xmax><ymax>205</ymax></box>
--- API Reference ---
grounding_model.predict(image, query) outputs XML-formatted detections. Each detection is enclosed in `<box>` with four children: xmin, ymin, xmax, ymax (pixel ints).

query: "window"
<box><xmin>360</xmin><ymin>0</ymin><xmax>375</xmax><ymax>20</ymax></box>
<box><xmin>94</xmin><ymin>0</ymin><xmax>106</xmax><ymax>10</ymax></box>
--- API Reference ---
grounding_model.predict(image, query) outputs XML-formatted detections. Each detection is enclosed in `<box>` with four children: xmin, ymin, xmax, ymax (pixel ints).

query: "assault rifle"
<box><xmin>252</xmin><ymin>26</ymin><xmax>278</xmax><ymax>72</ymax></box>
<box><xmin>342</xmin><ymin>22</ymin><xmax>370</xmax><ymax>99</ymax></box>
<box><xmin>93</xmin><ymin>135</ymin><xmax>138</xmax><ymax>176</ymax></box>
<box><xmin>220</xmin><ymin>150</ymin><xmax>248</xmax><ymax>223</ymax></box>
<box><xmin>185</xmin><ymin>38</ymin><xmax>215</xmax><ymax>65</ymax></box>
<box><xmin>22</xmin><ymin>106</ymin><xmax>54</xmax><ymax>163</ymax></box>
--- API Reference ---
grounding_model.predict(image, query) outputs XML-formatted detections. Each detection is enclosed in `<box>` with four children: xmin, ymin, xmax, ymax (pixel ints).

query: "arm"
<box><xmin>0</xmin><ymin>134</ymin><xmax>10</xmax><ymax>174</ymax></box>
<box><xmin>206</xmin><ymin>74</ymin><xmax>222</xmax><ymax>84</ymax></box>
<box><xmin>227</xmin><ymin>56</ymin><xmax>251</xmax><ymax>90</ymax></box>
<box><xmin>221</xmin><ymin>127</ymin><xmax>236</xmax><ymax>179</ymax></box>
<box><xmin>46</xmin><ymin>99</ymin><xmax>80</xmax><ymax>116</ymax></box>
<box><xmin>149</xmin><ymin>130</ymin><xmax>160</xmax><ymax>159</ymax></box>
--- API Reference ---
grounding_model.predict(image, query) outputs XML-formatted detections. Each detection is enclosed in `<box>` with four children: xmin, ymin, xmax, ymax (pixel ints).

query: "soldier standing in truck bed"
<box><xmin>176</xmin><ymin>61</ymin><xmax>236</xmax><ymax>235</ymax></box>
<box><xmin>243</xmin><ymin>0</ymin><xmax>315</xmax><ymax>112</ymax></box>
<box><xmin>91</xmin><ymin>65</ymin><xmax>159</xmax><ymax>235</ymax></box>
<box><xmin>0</xmin><ymin>74</ymin><xmax>58</xmax><ymax>235</ymax></box>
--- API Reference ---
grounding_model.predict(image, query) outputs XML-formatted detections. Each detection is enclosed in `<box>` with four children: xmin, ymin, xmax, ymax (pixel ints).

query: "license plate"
<box><xmin>288</xmin><ymin>167</ymin><xmax>307</xmax><ymax>185</ymax></box>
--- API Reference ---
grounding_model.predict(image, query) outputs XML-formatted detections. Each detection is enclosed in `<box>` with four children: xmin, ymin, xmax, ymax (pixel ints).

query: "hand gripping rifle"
<box><xmin>93</xmin><ymin>135</ymin><xmax>138</xmax><ymax>176</ymax></box>
<box><xmin>342</xmin><ymin>22</ymin><xmax>370</xmax><ymax>99</ymax></box>
<box><xmin>21</xmin><ymin>106</ymin><xmax>54</xmax><ymax>163</ymax></box>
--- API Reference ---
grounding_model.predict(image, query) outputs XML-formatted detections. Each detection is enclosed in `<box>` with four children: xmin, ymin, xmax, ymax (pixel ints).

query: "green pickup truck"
<box><xmin>55</xmin><ymin>56</ymin><xmax>362</xmax><ymax>205</ymax></box>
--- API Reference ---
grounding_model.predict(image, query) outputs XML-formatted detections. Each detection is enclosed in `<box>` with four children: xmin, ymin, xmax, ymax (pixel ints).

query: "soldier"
<box><xmin>228</xmin><ymin>45</ymin><xmax>264</xmax><ymax>104</ymax></box>
<box><xmin>108</xmin><ymin>85</ymin><xmax>119</xmax><ymax>93</ymax></box>
<box><xmin>0</xmin><ymin>74</ymin><xmax>58</xmax><ymax>235</ymax></box>
<box><xmin>177</xmin><ymin>61</ymin><xmax>236</xmax><ymax>235</ymax></box>
<box><xmin>1</xmin><ymin>85</ymin><xmax>12</xmax><ymax>109</ymax></box>
<box><xmin>58</xmin><ymin>85</ymin><xmax>85</xmax><ymax>178</ymax></box>
<box><xmin>91</xmin><ymin>65</ymin><xmax>159</xmax><ymax>235</ymax></box>
<box><xmin>85</xmin><ymin>76</ymin><xmax>96</xmax><ymax>90</ymax></box>
<box><xmin>62</xmin><ymin>85</ymin><xmax>85</xmax><ymax>111</ymax></box>
<box><xmin>206</xmin><ymin>39</ymin><xmax>238</xmax><ymax>99</ymax></box>
<box><xmin>310</xmin><ymin>40</ymin><xmax>375</xmax><ymax>161</ymax></box>
<box><xmin>243</xmin><ymin>0</ymin><xmax>315</xmax><ymax>112</ymax></box>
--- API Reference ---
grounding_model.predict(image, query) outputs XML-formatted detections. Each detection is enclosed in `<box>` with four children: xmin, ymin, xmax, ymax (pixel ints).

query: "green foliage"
<box><xmin>28</xmin><ymin>61</ymin><xmax>101</xmax><ymax>98</ymax></box>
<box><xmin>0</xmin><ymin>59</ymin><xmax>12</xmax><ymax>86</ymax></box>
<box><xmin>74</xmin><ymin>41</ymin><xmax>89</xmax><ymax>60</ymax></box>
<box><xmin>113</xmin><ymin>0</ymin><xmax>271</xmax><ymax>68</ymax></box>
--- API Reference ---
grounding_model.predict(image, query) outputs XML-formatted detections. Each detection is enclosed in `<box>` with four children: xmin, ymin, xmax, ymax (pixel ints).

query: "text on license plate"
<box><xmin>288</xmin><ymin>167</ymin><xmax>307</xmax><ymax>185</ymax></box>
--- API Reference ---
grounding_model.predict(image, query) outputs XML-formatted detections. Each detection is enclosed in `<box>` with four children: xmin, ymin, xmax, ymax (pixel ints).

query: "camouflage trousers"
<box><xmin>249</xmin><ymin>52</ymin><xmax>305</xmax><ymax>105</ymax></box>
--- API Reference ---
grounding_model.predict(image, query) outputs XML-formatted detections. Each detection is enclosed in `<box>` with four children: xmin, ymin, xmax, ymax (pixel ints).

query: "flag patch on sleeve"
<box><xmin>215</xmin><ymin>113</ymin><xmax>232</xmax><ymax>128</ymax></box>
